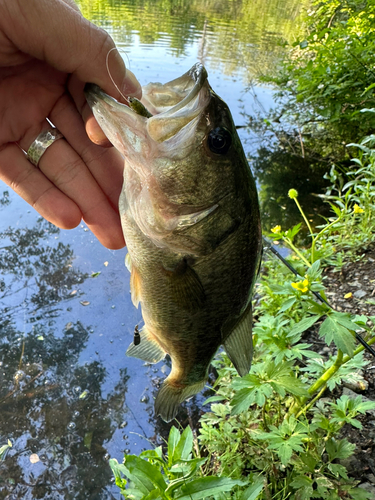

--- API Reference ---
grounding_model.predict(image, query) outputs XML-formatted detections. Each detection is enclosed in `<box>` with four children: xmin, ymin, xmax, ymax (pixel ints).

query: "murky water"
<box><xmin>0</xmin><ymin>0</ymin><xmax>305</xmax><ymax>497</ymax></box>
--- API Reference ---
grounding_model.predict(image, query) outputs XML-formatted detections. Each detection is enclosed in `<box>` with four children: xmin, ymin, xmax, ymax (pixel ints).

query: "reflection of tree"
<box><xmin>76</xmin><ymin>0</ymin><xmax>308</xmax><ymax>80</ymax></box>
<box><xmin>0</xmin><ymin>191</ymin><xmax>10</xmax><ymax>207</ymax></box>
<box><xmin>251</xmin><ymin>146</ymin><xmax>332</xmax><ymax>238</ymax></box>
<box><xmin>0</xmin><ymin>220</ymin><xmax>131</xmax><ymax>499</ymax></box>
<box><xmin>0</xmin><ymin>319</ymin><xmax>130</xmax><ymax>498</ymax></box>
<box><xmin>0</xmin><ymin>219</ymin><xmax>86</xmax><ymax>310</ymax></box>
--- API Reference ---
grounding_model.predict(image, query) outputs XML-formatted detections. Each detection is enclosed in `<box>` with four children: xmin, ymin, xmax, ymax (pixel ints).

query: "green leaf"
<box><xmin>109</xmin><ymin>459</ymin><xmax>128</xmax><ymax>490</ymax></box>
<box><xmin>279</xmin><ymin>297</ymin><xmax>297</xmax><ymax>312</ymax></box>
<box><xmin>326</xmin><ymin>438</ymin><xmax>356</xmax><ymax>461</ymax></box>
<box><xmin>319</xmin><ymin>316</ymin><xmax>355</xmax><ymax>355</ymax></box>
<box><xmin>175</xmin><ymin>477</ymin><xmax>245</xmax><ymax>500</ymax></box>
<box><xmin>331</xmin><ymin>312</ymin><xmax>360</xmax><ymax>331</ymax></box>
<box><xmin>203</xmin><ymin>395</ymin><xmax>225</xmax><ymax>405</ymax></box>
<box><xmin>124</xmin><ymin>455</ymin><xmax>167</xmax><ymax>494</ymax></box>
<box><xmin>143</xmin><ymin>490</ymin><xmax>163</xmax><ymax>500</ymax></box>
<box><xmin>174</xmin><ymin>426</ymin><xmax>193</xmax><ymax>462</ymax></box>
<box><xmin>300</xmin><ymin>453</ymin><xmax>318</xmax><ymax>473</ymax></box>
<box><xmin>168</xmin><ymin>426</ymin><xmax>181</xmax><ymax>465</ymax></box>
<box><xmin>240</xmin><ymin>475</ymin><xmax>264</xmax><ymax>500</ymax></box>
<box><xmin>273</xmin><ymin>376</ymin><xmax>309</xmax><ymax>397</ymax></box>
<box><xmin>289</xmin><ymin>315</ymin><xmax>321</xmax><ymax>336</ymax></box>
<box><xmin>328</xmin><ymin>463</ymin><xmax>348</xmax><ymax>479</ymax></box>
<box><xmin>290</xmin><ymin>475</ymin><xmax>313</xmax><ymax>488</ymax></box>
<box><xmin>334</xmin><ymin>324</ymin><xmax>355</xmax><ymax>357</ymax></box>
<box><xmin>306</xmin><ymin>259</ymin><xmax>321</xmax><ymax>278</ymax></box>
<box><xmin>169</xmin><ymin>458</ymin><xmax>207</xmax><ymax>478</ymax></box>
<box><xmin>349</xmin><ymin>486</ymin><xmax>374</xmax><ymax>499</ymax></box>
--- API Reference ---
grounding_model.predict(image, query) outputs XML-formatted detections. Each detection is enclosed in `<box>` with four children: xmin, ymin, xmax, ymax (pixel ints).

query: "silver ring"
<box><xmin>26</xmin><ymin>126</ymin><xmax>64</xmax><ymax>167</ymax></box>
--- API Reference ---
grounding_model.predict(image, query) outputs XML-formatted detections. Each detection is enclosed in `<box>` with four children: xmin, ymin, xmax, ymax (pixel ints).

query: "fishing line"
<box><xmin>106</xmin><ymin>47</ymin><xmax>131</xmax><ymax>104</ymax></box>
<box><xmin>263</xmin><ymin>237</ymin><xmax>375</xmax><ymax>358</ymax></box>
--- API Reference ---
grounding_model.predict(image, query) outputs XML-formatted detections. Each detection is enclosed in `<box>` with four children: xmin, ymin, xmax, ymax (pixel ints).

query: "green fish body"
<box><xmin>85</xmin><ymin>64</ymin><xmax>262</xmax><ymax>422</ymax></box>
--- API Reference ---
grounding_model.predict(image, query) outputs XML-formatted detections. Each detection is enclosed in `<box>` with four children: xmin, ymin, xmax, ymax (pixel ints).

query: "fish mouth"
<box><xmin>84</xmin><ymin>63</ymin><xmax>210</xmax><ymax>152</ymax></box>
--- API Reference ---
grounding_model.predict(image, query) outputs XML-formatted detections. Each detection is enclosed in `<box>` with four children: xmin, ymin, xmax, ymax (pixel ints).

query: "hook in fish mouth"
<box><xmin>84</xmin><ymin>63</ymin><xmax>210</xmax><ymax>145</ymax></box>
<box><xmin>85</xmin><ymin>62</ymin><xmax>208</xmax><ymax>118</ymax></box>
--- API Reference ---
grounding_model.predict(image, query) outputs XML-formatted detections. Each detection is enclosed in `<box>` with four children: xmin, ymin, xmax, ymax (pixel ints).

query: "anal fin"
<box><xmin>223</xmin><ymin>303</ymin><xmax>253</xmax><ymax>377</ymax></box>
<box><xmin>126</xmin><ymin>325</ymin><xmax>166</xmax><ymax>364</ymax></box>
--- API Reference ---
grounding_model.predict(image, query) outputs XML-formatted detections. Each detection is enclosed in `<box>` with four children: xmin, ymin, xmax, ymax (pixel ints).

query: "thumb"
<box><xmin>0</xmin><ymin>0</ymin><xmax>141</xmax><ymax>99</ymax></box>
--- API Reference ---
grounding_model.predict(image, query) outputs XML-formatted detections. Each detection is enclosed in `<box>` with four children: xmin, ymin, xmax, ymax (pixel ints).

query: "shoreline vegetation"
<box><xmin>110</xmin><ymin>1</ymin><xmax>375</xmax><ymax>498</ymax></box>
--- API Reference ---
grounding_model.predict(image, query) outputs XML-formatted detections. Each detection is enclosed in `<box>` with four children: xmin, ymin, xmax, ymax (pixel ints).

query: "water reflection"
<box><xmin>77</xmin><ymin>0</ymin><xmax>306</xmax><ymax>80</ymax></box>
<box><xmin>0</xmin><ymin>191</ymin><xmax>10</xmax><ymax>207</ymax></box>
<box><xmin>0</xmin><ymin>221</ymin><xmax>131</xmax><ymax>498</ymax></box>
<box><xmin>251</xmin><ymin>147</ymin><xmax>332</xmax><ymax>236</ymax></box>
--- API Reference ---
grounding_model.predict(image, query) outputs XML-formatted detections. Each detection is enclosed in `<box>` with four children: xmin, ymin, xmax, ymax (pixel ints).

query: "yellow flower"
<box><xmin>288</xmin><ymin>189</ymin><xmax>298</xmax><ymax>199</ymax></box>
<box><xmin>271</xmin><ymin>225</ymin><xmax>281</xmax><ymax>233</ymax></box>
<box><xmin>344</xmin><ymin>292</ymin><xmax>353</xmax><ymax>299</ymax></box>
<box><xmin>291</xmin><ymin>279</ymin><xmax>309</xmax><ymax>293</ymax></box>
<box><xmin>353</xmin><ymin>204</ymin><xmax>364</xmax><ymax>214</ymax></box>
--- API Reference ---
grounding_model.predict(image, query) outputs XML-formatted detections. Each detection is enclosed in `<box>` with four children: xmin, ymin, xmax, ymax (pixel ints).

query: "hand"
<box><xmin>0</xmin><ymin>0</ymin><xmax>141</xmax><ymax>249</ymax></box>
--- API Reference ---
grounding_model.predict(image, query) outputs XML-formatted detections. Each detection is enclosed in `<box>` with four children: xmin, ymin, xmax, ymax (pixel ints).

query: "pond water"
<box><xmin>0</xmin><ymin>1</ymin><xmax>305</xmax><ymax>498</ymax></box>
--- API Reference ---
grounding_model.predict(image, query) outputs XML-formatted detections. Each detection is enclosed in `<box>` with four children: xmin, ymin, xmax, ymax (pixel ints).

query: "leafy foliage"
<box><xmin>110</xmin><ymin>426</ymin><xmax>247</xmax><ymax>499</ymax></box>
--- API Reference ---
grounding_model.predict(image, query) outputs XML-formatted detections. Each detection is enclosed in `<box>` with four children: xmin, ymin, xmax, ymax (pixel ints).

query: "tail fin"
<box><xmin>154</xmin><ymin>377</ymin><xmax>206</xmax><ymax>422</ymax></box>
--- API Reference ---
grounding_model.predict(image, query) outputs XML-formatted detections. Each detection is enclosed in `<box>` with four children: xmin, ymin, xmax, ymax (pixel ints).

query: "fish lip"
<box><xmin>165</xmin><ymin>63</ymin><xmax>208</xmax><ymax>115</ymax></box>
<box><xmin>84</xmin><ymin>63</ymin><xmax>208</xmax><ymax>118</ymax></box>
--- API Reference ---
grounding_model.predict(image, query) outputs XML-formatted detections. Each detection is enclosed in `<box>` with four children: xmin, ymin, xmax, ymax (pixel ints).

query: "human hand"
<box><xmin>0</xmin><ymin>0</ymin><xmax>141</xmax><ymax>249</ymax></box>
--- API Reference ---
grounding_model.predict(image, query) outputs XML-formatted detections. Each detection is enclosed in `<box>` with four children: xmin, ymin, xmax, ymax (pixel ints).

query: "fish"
<box><xmin>85</xmin><ymin>63</ymin><xmax>262</xmax><ymax>422</ymax></box>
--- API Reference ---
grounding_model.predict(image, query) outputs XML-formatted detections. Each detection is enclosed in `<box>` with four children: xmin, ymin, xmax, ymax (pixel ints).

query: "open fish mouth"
<box><xmin>84</xmin><ymin>63</ymin><xmax>211</xmax><ymax>152</ymax></box>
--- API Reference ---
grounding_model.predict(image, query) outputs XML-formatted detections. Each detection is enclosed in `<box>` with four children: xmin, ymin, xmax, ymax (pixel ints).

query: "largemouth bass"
<box><xmin>85</xmin><ymin>64</ymin><xmax>262</xmax><ymax>422</ymax></box>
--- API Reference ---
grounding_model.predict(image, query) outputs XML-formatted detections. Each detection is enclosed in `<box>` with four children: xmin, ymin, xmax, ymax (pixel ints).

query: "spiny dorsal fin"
<box><xmin>223</xmin><ymin>303</ymin><xmax>253</xmax><ymax>377</ymax></box>
<box><xmin>126</xmin><ymin>325</ymin><xmax>166</xmax><ymax>364</ymax></box>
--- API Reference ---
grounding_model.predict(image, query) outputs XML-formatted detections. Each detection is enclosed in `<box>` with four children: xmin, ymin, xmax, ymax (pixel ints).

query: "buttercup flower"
<box><xmin>271</xmin><ymin>225</ymin><xmax>281</xmax><ymax>233</ymax></box>
<box><xmin>353</xmin><ymin>204</ymin><xmax>364</xmax><ymax>214</ymax></box>
<box><xmin>291</xmin><ymin>279</ymin><xmax>309</xmax><ymax>293</ymax></box>
<box><xmin>288</xmin><ymin>189</ymin><xmax>298</xmax><ymax>199</ymax></box>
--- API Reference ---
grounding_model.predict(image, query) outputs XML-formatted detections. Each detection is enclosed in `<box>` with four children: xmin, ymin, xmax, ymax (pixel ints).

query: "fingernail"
<box><xmin>122</xmin><ymin>69</ymin><xmax>142</xmax><ymax>99</ymax></box>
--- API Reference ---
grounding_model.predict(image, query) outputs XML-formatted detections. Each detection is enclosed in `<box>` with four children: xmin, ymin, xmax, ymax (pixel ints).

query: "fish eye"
<box><xmin>207</xmin><ymin>127</ymin><xmax>232</xmax><ymax>155</ymax></box>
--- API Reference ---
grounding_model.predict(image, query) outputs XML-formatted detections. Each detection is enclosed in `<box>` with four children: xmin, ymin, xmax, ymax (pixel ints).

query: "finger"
<box><xmin>0</xmin><ymin>143</ymin><xmax>82</xmax><ymax>229</ymax></box>
<box><xmin>17</xmin><ymin>125</ymin><xmax>126</xmax><ymax>250</ymax></box>
<box><xmin>0</xmin><ymin>0</ymin><xmax>142</xmax><ymax>99</ymax></box>
<box><xmin>69</xmin><ymin>68</ymin><xmax>142</xmax><ymax>146</ymax></box>
<box><xmin>49</xmin><ymin>92</ymin><xmax>124</xmax><ymax>208</ymax></box>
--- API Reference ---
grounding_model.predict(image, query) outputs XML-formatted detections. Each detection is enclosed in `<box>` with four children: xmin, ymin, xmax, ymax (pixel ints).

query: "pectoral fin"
<box><xmin>163</xmin><ymin>259</ymin><xmax>205</xmax><ymax>310</ymax></box>
<box><xmin>223</xmin><ymin>303</ymin><xmax>253</xmax><ymax>377</ymax></box>
<box><xmin>126</xmin><ymin>253</ymin><xmax>142</xmax><ymax>308</ymax></box>
<box><xmin>126</xmin><ymin>325</ymin><xmax>166</xmax><ymax>363</ymax></box>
